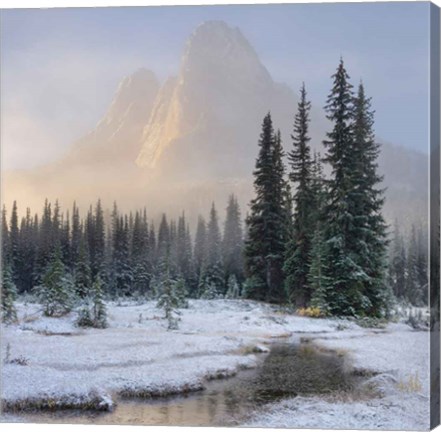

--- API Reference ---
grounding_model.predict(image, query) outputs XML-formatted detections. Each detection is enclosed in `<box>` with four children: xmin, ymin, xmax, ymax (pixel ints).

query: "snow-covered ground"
<box><xmin>1</xmin><ymin>299</ymin><xmax>430</xmax><ymax>430</ymax></box>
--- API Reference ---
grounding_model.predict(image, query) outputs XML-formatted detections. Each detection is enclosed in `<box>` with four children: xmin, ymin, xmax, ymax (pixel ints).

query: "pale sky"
<box><xmin>1</xmin><ymin>2</ymin><xmax>431</xmax><ymax>170</ymax></box>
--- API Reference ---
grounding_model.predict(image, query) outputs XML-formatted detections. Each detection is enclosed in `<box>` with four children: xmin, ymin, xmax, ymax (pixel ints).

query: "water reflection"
<box><xmin>22</xmin><ymin>342</ymin><xmax>355</xmax><ymax>427</ymax></box>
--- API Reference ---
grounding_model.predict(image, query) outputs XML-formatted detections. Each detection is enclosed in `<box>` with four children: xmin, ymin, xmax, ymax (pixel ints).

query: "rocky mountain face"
<box><xmin>136</xmin><ymin>21</ymin><xmax>304</xmax><ymax>181</ymax></box>
<box><xmin>3</xmin><ymin>21</ymin><xmax>427</xmax><ymax>229</ymax></box>
<box><xmin>68</xmin><ymin>67</ymin><xmax>160</xmax><ymax>166</ymax></box>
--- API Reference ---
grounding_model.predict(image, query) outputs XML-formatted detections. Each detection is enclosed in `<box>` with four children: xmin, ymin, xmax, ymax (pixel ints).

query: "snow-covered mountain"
<box><xmin>3</xmin><ymin>21</ymin><xmax>427</xmax><ymax>228</ymax></box>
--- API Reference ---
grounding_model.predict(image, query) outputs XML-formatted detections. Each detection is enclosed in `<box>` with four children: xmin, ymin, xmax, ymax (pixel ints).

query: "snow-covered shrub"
<box><xmin>174</xmin><ymin>277</ymin><xmax>189</xmax><ymax>308</ymax></box>
<box><xmin>225</xmin><ymin>275</ymin><xmax>240</xmax><ymax>299</ymax></box>
<box><xmin>200</xmin><ymin>282</ymin><xmax>223</xmax><ymax>300</ymax></box>
<box><xmin>34</xmin><ymin>251</ymin><xmax>75</xmax><ymax>317</ymax></box>
<box><xmin>76</xmin><ymin>276</ymin><xmax>107</xmax><ymax>329</ymax></box>
<box><xmin>76</xmin><ymin>304</ymin><xmax>94</xmax><ymax>328</ymax></box>
<box><xmin>404</xmin><ymin>308</ymin><xmax>428</xmax><ymax>330</ymax></box>
<box><xmin>356</xmin><ymin>316</ymin><xmax>388</xmax><ymax>329</ymax></box>
<box><xmin>155</xmin><ymin>260</ymin><xmax>181</xmax><ymax>330</ymax></box>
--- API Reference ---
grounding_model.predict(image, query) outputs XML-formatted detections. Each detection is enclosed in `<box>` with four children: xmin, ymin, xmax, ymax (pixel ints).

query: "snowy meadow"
<box><xmin>1</xmin><ymin>299</ymin><xmax>429</xmax><ymax>430</ymax></box>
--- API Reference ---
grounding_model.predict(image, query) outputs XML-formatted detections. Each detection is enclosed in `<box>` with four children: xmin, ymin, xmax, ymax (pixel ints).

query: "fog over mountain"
<box><xmin>3</xmin><ymin>21</ymin><xmax>427</xmax><ymax>229</ymax></box>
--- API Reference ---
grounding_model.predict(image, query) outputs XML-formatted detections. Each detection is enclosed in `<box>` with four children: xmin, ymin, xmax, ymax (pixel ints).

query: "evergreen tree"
<box><xmin>404</xmin><ymin>226</ymin><xmax>425</xmax><ymax>306</ymax></box>
<box><xmin>91</xmin><ymin>275</ymin><xmax>107</xmax><ymax>328</ymax></box>
<box><xmin>225</xmin><ymin>274</ymin><xmax>240</xmax><ymax>299</ymax></box>
<box><xmin>389</xmin><ymin>221</ymin><xmax>407</xmax><ymax>300</ymax></box>
<box><xmin>2</xmin><ymin>266</ymin><xmax>18</xmax><ymax>324</ymax></box>
<box><xmin>244</xmin><ymin>113</ymin><xmax>288</xmax><ymax>303</ymax></box>
<box><xmin>194</xmin><ymin>216</ymin><xmax>208</xmax><ymax>290</ymax></box>
<box><xmin>60</xmin><ymin>213</ymin><xmax>71</xmax><ymax>266</ymax></box>
<box><xmin>222</xmin><ymin>195</ymin><xmax>244</xmax><ymax>283</ymax></box>
<box><xmin>131</xmin><ymin>211</ymin><xmax>151</xmax><ymax>297</ymax></box>
<box><xmin>92</xmin><ymin>200</ymin><xmax>106</xmax><ymax>277</ymax></box>
<box><xmin>206</xmin><ymin>203</ymin><xmax>224</xmax><ymax>293</ymax></box>
<box><xmin>321</xmin><ymin>59</ymin><xmax>368</xmax><ymax>316</ymax></box>
<box><xmin>112</xmin><ymin>216</ymin><xmax>133</xmax><ymax>296</ymax></box>
<box><xmin>415</xmin><ymin>225</ymin><xmax>428</xmax><ymax>305</ymax></box>
<box><xmin>74</xmin><ymin>239</ymin><xmax>92</xmax><ymax>298</ymax></box>
<box><xmin>200</xmin><ymin>281</ymin><xmax>222</xmax><ymax>300</ymax></box>
<box><xmin>34</xmin><ymin>200</ymin><xmax>54</xmax><ymax>281</ymax></box>
<box><xmin>35</xmin><ymin>248</ymin><xmax>74</xmax><ymax>317</ymax></box>
<box><xmin>157</xmin><ymin>214</ymin><xmax>170</xmax><ymax>268</ymax></box>
<box><xmin>177</xmin><ymin>213</ymin><xmax>192</xmax><ymax>278</ymax></box>
<box><xmin>17</xmin><ymin>208</ymin><xmax>37</xmax><ymax>293</ymax></box>
<box><xmin>308</xmin><ymin>227</ymin><xmax>330</xmax><ymax>313</ymax></box>
<box><xmin>174</xmin><ymin>277</ymin><xmax>189</xmax><ymax>308</ymax></box>
<box><xmin>2</xmin><ymin>206</ymin><xmax>10</xmax><ymax>268</ymax></box>
<box><xmin>70</xmin><ymin>202</ymin><xmax>81</xmax><ymax>270</ymax></box>
<box><xmin>352</xmin><ymin>82</ymin><xmax>390</xmax><ymax>316</ymax></box>
<box><xmin>9</xmin><ymin>201</ymin><xmax>20</xmax><ymax>281</ymax></box>
<box><xmin>284</xmin><ymin>84</ymin><xmax>314</xmax><ymax>307</ymax></box>
<box><xmin>156</xmin><ymin>251</ymin><xmax>181</xmax><ymax>330</ymax></box>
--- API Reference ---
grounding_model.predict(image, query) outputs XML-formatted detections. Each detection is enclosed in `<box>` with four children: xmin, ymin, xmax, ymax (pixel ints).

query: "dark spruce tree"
<box><xmin>194</xmin><ymin>217</ymin><xmax>207</xmax><ymax>275</ymax></box>
<box><xmin>131</xmin><ymin>210</ymin><xmax>151</xmax><ymax>297</ymax></box>
<box><xmin>388</xmin><ymin>220</ymin><xmax>407</xmax><ymax>300</ymax></box>
<box><xmin>74</xmin><ymin>238</ymin><xmax>92</xmax><ymax>298</ymax></box>
<box><xmin>17</xmin><ymin>208</ymin><xmax>37</xmax><ymax>293</ymax></box>
<box><xmin>2</xmin><ymin>265</ymin><xmax>18</xmax><ymax>324</ymax></box>
<box><xmin>244</xmin><ymin>113</ymin><xmax>288</xmax><ymax>303</ymax></box>
<box><xmin>157</xmin><ymin>214</ymin><xmax>171</xmax><ymax>268</ymax></box>
<box><xmin>352</xmin><ymin>82</ymin><xmax>390</xmax><ymax>316</ymax></box>
<box><xmin>34</xmin><ymin>200</ymin><xmax>54</xmax><ymax>280</ymax></box>
<box><xmin>222</xmin><ymin>194</ymin><xmax>244</xmax><ymax>284</ymax></box>
<box><xmin>204</xmin><ymin>203</ymin><xmax>224</xmax><ymax>296</ymax></box>
<box><xmin>284</xmin><ymin>84</ymin><xmax>314</xmax><ymax>307</ymax></box>
<box><xmin>308</xmin><ymin>153</ymin><xmax>330</xmax><ymax>312</ymax></box>
<box><xmin>321</xmin><ymin>59</ymin><xmax>368</xmax><ymax>316</ymax></box>
<box><xmin>70</xmin><ymin>202</ymin><xmax>82</xmax><ymax>270</ymax></box>
<box><xmin>2</xmin><ymin>206</ymin><xmax>10</xmax><ymax>269</ymax></box>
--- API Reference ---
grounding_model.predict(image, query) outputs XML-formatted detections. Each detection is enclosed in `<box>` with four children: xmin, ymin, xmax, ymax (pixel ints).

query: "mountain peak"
<box><xmin>181</xmin><ymin>20</ymin><xmax>265</xmax><ymax>76</ymax></box>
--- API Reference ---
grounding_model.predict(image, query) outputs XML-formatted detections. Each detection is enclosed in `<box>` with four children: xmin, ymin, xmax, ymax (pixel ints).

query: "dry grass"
<box><xmin>297</xmin><ymin>307</ymin><xmax>324</xmax><ymax>318</ymax></box>
<box><xmin>396</xmin><ymin>372</ymin><xmax>423</xmax><ymax>393</ymax></box>
<box><xmin>2</xmin><ymin>392</ymin><xmax>112</xmax><ymax>413</ymax></box>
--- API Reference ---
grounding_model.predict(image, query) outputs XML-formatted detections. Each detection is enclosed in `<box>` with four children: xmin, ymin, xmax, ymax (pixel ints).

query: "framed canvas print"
<box><xmin>0</xmin><ymin>1</ymin><xmax>440</xmax><ymax>430</ymax></box>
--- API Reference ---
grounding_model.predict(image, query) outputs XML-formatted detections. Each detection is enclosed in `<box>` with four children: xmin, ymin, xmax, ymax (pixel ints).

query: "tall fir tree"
<box><xmin>205</xmin><ymin>203</ymin><xmax>224</xmax><ymax>294</ymax></box>
<box><xmin>2</xmin><ymin>206</ymin><xmax>10</xmax><ymax>268</ymax></box>
<box><xmin>194</xmin><ymin>216</ymin><xmax>207</xmax><ymax>288</ymax></box>
<box><xmin>308</xmin><ymin>153</ymin><xmax>330</xmax><ymax>312</ymax></box>
<box><xmin>389</xmin><ymin>221</ymin><xmax>407</xmax><ymax>300</ymax></box>
<box><xmin>321</xmin><ymin>59</ymin><xmax>369</xmax><ymax>316</ymax></box>
<box><xmin>284</xmin><ymin>84</ymin><xmax>314</xmax><ymax>307</ymax></box>
<box><xmin>70</xmin><ymin>202</ymin><xmax>81</xmax><ymax>270</ymax></box>
<box><xmin>35</xmin><ymin>199</ymin><xmax>54</xmax><ymax>280</ymax></box>
<box><xmin>2</xmin><ymin>265</ymin><xmax>18</xmax><ymax>324</ymax></box>
<box><xmin>222</xmin><ymin>195</ymin><xmax>244</xmax><ymax>284</ymax></box>
<box><xmin>352</xmin><ymin>82</ymin><xmax>390</xmax><ymax>316</ymax></box>
<box><xmin>244</xmin><ymin>113</ymin><xmax>288</xmax><ymax>303</ymax></box>
<box><xmin>74</xmin><ymin>238</ymin><xmax>92</xmax><ymax>298</ymax></box>
<box><xmin>35</xmin><ymin>247</ymin><xmax>74</xmax><ymax>317</ymax></box>
<box><xmin>157</xmin><ymin>214</ymin><xmax>170</xmax><ymax>268</ymax></box>
<box><xmin>156</xmin><ymin>250</ymin><xmax>181</xmax><ymax>330</ymax></box>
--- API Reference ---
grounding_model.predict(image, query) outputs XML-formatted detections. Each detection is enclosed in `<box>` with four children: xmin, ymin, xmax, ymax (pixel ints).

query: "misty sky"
<box><xmin>1</xmin><ymin>2</ymin><xmax>431</xmax><ymax>170</ymax></box>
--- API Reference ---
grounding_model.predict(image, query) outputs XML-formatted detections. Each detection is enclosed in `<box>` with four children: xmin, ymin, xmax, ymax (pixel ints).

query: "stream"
<box><xmin>21</xmin><ymin>341</ymin><xmax>358</xmax><ymax>426</ymax></box>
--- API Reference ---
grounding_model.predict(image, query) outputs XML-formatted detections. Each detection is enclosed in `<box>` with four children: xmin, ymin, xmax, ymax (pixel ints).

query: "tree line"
<box><xmin>1</xmin><ymin>194</ymin><xmax>245</xmax><ymax>314</ymax></box>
